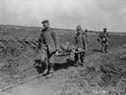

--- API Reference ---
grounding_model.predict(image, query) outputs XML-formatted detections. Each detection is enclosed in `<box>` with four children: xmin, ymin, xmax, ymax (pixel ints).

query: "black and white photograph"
<box><xmin>0</xmin><ymin>0</ymin><xmax>126</xmax><ymax>95</ymax></box>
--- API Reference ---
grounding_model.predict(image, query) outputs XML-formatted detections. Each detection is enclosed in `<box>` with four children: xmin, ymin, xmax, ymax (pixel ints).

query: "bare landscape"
<box><xmin>0</xmin><ymin>25</ymin><xmax>126</xmax><ymax>95</ymax></box>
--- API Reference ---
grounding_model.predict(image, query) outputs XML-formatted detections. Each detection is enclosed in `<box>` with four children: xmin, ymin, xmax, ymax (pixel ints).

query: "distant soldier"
<box><xmin>97</xmin><ymin>28</ymin><xmax>109</xmax><ymax>53</ymax></box>
<box><xmin>74</xmin><ymin>25</ymin><xmax>88</xmax><ymax>66</ymax></box>
<box><xmin>37</xmin><ymin>20</ymin><xmax>58</xmax><ymax>76</ymax></box>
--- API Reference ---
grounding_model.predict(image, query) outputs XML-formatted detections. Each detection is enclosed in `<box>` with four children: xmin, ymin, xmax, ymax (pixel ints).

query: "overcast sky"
<box><xmin>0</xmin><ymin>0</ymin><xmax>126</xmax><ymax>32</ymax></box>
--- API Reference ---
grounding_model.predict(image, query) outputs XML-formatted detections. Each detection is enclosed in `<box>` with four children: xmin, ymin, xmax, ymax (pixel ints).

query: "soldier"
<box><xmin>74</xmin><ymin>25</ymin><xmax>88</xmax><ymax>66</ymax></box>
<box><xmin>38</xmin><ymin>20</ymin><xmax>58</xmax><ymax>76</ymax></box>
<box><xmin>97</xmin><ymin>28</ymin><xmax>109</xmax><ymax>53</ymax></box>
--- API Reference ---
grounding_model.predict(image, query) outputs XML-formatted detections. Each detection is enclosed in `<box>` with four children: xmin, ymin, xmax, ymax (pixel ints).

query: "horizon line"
<box><xmin>0</xmin><ymin>24</ymin><xmax>126</xmax><ymax>33</ymax></box>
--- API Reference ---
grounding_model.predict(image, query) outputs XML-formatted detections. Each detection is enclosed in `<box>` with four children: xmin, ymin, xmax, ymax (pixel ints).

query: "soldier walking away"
<box><xmin>97</xmin><ymin>28</ymin><xmax>109</xmax><ymax>53</ymax></box>
<box><xmin>37</xmin><ymin>20</ymin><xmax>58</xmax><ymax>76</ymax></box>
<box><xmin>74</xmin><ymin>25</ymin><xmax>88</xmax><ymax>66</ymax></box>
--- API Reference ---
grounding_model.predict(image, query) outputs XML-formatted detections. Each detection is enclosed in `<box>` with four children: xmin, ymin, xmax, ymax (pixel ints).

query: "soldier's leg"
<box><xmin>47</xmin><ymin>50</ymin><xmax>55</xmax><ymax>74</ymax></box>
<box><xmin>45</xmin><ymin>58</ymin><xmax>51</xmax><ymax>75</ymax></box>
<box><xmin>103</xmin><ymin>43</ymin><xmax>107</xmax><ymax>53</ymax></box>
<box><xmin>48</xmin><ymin>62</ymin><xmax>54</xmax><ymax>73</ymax></box>
<box><xmin>45</xmin><ymin>45</ymin><xmax>51</xmax><ymax>74</ymax></box>
<box><xmin>84</xmin><ymin>41</ymin><xmax>87</xmax><ymax>52</ymax></box>
<box><xmin>80</xmin><ymin>52</ymin><xmax>85</xmax><ymax>63</ymax></box>
<box><xmin>42</xmin><ymin>56</ymin><xmax>48</xmax><ymax>74</ymax></box>
<box><xmin>74</xmin><ymin>52</ymin><xmax>79</xmax><ymax>66</ymax></box>
<box><xmin>40</xmin><ymin>45</ymin><xmax>49</xmax><ymax>75</ymax></box>
<box><xmin>105</xmin><ymin>42</ymin><xmax>108</xmax><ymax>53</ymax></box>
<box><xmin>45</xmin><ymin>45</ymin><xmax>55</xmax><ymax>75</ymax></box>
<box><xmin>101</xmin><ymin>42</ymin><xmax>105</xmax><ymax>53</ymax></box>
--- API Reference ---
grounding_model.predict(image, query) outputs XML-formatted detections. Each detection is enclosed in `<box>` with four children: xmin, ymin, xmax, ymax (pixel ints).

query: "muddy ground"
<box><xmin>0</xmin><ymin>25</ymin><xmax>126</xmax><ymax>95</ymax></box>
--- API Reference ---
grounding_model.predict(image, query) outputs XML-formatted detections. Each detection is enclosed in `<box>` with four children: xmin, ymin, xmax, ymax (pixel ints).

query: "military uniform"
<box><xmin>38</xmin><ymin>26</ymin><xmax>57</xmax><ymax>75</ymax></box>
<box><xmin>74</xmin><ymin>30</ymin><xmax>88</xmax><ymax>50</ymax></box>
<box><xmin>74</xmin><ymin>29</ymin><xmax>88</xmax><ymax>66</ymax></box>
<box><xmin>98</xmin><ymin>30</ymin><xmax>109</xmax><ymax>53</ymax></box>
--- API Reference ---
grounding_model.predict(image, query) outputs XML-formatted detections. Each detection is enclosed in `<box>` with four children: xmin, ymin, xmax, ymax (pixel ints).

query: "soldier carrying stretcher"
<box><xmin>37</xmin><ymin>20</ymin><xmax>58</xmax><ymax>76</ymax></box>
<box><xmin>73</xmin><ymin>25</ymin><xmax>88</xmax><ymax>66</ymax></box>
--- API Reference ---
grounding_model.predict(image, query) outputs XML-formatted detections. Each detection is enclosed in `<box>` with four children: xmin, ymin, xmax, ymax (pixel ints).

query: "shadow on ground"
<box><xmin>34</xmin><ymin>59</ymin><xmax>75</xmax><ymax>74</ymax></box>
<box><xmin>54</xmin><ymin>59</ymin><xmax>75</xmax><ymax>71</ymax></box>
<box><xmin>92</xmin><ymin>49</ymin><xmax>103</xmax><ymax>53</ymax></box>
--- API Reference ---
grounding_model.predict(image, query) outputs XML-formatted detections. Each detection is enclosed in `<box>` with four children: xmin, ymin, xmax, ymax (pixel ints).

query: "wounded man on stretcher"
<box><xmin>55</xmin><ymin>42</ymin><xmax>86</xmax><ymax>66</ymax></box>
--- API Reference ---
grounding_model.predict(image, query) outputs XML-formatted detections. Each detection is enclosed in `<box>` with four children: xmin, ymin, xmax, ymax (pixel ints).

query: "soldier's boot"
<box><xmin>43</xmin><ymin>63</ymin><xmax>54</xmax><ymax>77</ymax></box>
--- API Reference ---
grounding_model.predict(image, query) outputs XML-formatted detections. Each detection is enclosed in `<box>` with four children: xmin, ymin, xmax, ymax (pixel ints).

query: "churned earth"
<box><xmin>0</xmin><ymin>46</ymin><xmax>126</xmax><ymax>95</ymax></box>
<box><xmin>0</xmin><ymin>25</ymin><xmax>126</xmax><ymax>95</ymax></box>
